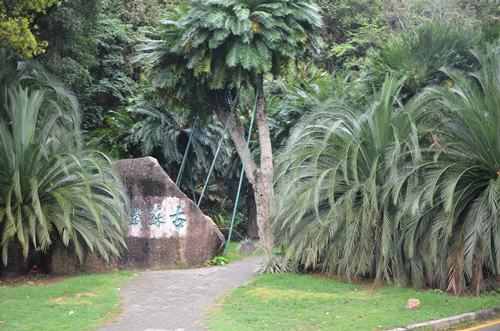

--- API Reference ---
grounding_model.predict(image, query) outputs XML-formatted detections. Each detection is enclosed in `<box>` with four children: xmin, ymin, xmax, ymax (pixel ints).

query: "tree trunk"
<box><xmin>214</xmin><ymin>78</ymin><xmax>274</xmax><ymax>250</ymax></box>
<box><xmin>253</xmin><ymin>78</ymin><xmax>274</xmax><ymax>249</ymax></box>
<box><xmin>246</xmin><ymin>185</ymin><xmax>258</xmax><ymax>237</ymax></box>
<box><xmin>0</xmin><ymin>240</ymin><xmax>29</xmax><ymax>276</ymax></box>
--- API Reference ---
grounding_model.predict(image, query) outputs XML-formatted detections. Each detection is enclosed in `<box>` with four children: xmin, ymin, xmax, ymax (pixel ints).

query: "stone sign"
<box><xmin>115</xmin><ymin>157</ymin><xmax>225</xmax><ymax>270</ymax></box>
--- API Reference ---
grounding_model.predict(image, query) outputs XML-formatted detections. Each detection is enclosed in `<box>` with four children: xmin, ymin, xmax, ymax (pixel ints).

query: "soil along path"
<box><xmin>101</xmin><ymin>255</ymin><xmax>262</xmax><ymax>331</ymax></box>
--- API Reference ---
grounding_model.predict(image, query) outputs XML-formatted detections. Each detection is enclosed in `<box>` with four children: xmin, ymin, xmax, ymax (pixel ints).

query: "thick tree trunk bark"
<box><xmin>253</xmin><ymin>78</ymin><xmax>274</xmax><ymax>249</ymax></box>
<box><xmin>246</xmin><ymin>185</ymin><xmax>258</xmax><ymax>237</ymax></box>
<box><xmin>0</xmin><ymin>240</ymin><xmax>29</xmax><ymax>276</ymax></box>
<box><xmin>214</xmin><ymin>78</ymin><xmax>274</xmax><ymax>250</ymax></box>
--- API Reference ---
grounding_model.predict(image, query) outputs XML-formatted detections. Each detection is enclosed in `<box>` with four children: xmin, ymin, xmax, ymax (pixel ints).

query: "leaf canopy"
<box><xmin>137</xmin><ymin>0</ymin><xmax>323</xmax><ymax>104</ymax></box>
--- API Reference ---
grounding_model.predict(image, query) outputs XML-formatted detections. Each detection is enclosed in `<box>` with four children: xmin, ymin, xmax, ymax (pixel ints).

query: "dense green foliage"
<box><xmin>0</xmin><ymin>0</ymin><xmax>64</xmax><ymax>57</ymax></box>
<box><xmin>271</xmin><ymin>41</ymin><xmax>500</xmax><ymax>293</ymax></box>
<box><xmin>138</xmin><ymin>0</ymin><xmax>323</xmax><ymax>99</ymax></box>
<box><xmin>317</xmin><ymin>0</ymin><xmax>385</xmax><ymax>69</ymax></box>
<box><xmin>0</xmin><ymin>49</ymin><xmax>128</xmax><ymax>264</ymax></box>
<box><xmin>381</xmin><ymin>0</ymin><xmax>499</xmax><ymax>33</ymax></box>
<box><xmin>273</xmin><ymin>76</ymin><xmax>421</xmax><ymax>283</ymax></box>
<box><xmin>34</xmin><ymin>0</ymin><xmax>162</xmax><ymax>130</ymax></box>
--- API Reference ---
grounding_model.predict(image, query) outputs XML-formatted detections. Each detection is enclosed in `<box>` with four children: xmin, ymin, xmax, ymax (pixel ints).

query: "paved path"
<box><xmin>460</xmin><ymin>319</ymin><xmax>500</xmax><ymax>331</ymax></box>
<box><xmin>101</xmin><ymin>255</ymin><xmax>262</xmax><ymax>331</ymax></box>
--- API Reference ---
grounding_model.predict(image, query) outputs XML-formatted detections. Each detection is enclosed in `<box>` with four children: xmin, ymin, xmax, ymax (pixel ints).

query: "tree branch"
<box><xmin>215</xmin><ymin>107</ymin><xmax>258</xmax><ymax>186</ymax></box>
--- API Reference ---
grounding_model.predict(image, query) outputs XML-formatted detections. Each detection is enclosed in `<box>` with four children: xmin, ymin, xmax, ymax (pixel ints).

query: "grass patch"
<box><xmin>204</xmin><ymin>273</ymin><xmax>500</xmax><ymax>330</ymax></box>
<box><xmin>0</xmin><ymin>270</ymin><xmax>133</xmax><ymax>330</ymax></box>
<box><xmin>224</xmin><ymin>241</ymin><xmax>262</xmax><ymax>263</ymax></box>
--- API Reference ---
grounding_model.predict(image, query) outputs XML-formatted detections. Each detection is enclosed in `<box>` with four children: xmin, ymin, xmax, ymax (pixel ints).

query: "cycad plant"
<box><xmin>0</xmin><ymin>50</ymin><xmax>128</xmax><ymax>266</ymax></box>
<box><xmin>272</xmin><ymin>76</ymin><xmax>421</xmax><ymax>283</ymax></box>
<box><xmin>401</xmin><ymin>43</ymin><xmax>500</xmax><ymax>294</ymax></box>
<box><xmin>129</xmin><ymin>94</ymin><xmax>232</xmax><ymax>184</ymax></box>
<box><xmin>0</xmin><ymin>47</ymin><xmax>80</xmax><ymax>135</ymax></box>
<box><xmin>0</xmin><ymin>87</ymin><xmax>128</xmax><ymax>264</ymax></box>
<box><xmin>129</xmin><ymin>95</ymin><xmax>185</xmax><ymax>165</ymax></box>
<box><xmin>366</xmin><ymin>21</ymin><xmax>478</xmax><ymax>97</ymax></box>
<box><xmin>267</xmin><ymin>62</ymin><xmax>331</xmax><ymax>148</ymax></box>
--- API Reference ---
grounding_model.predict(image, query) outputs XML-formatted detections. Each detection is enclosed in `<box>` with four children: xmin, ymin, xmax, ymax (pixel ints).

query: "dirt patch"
<box><xmin>50</xmin><ymin>296</ymin><xmax>68</xmax><ymax>302</ymax></box>
<box><xmin>0</xmin><ymin>274</ymin><xmax>69</xmax><ymax>287</ymax></box>
<box><xmin>247</xmin><ymin>287</ymin><xmax>340</xmax><ymax>301</ymax></box>
<box><xmin>97</xmin><ymin>310</ymin><xmax>124</xmax><ymax>326</ymax></box>
<box><xmin>75</xmin><ymin>292</ymin><xmax>100</xmax><ymax>298</ymax></box>
<box><xmin>204</xmin><ymin>305</ymin><xmax>222</xmax><ymax>312</ymax></box>
<box><xmin>49</xmin><ymin>292</ymin><xmax>102</xmax><ymax>303</ymax></box>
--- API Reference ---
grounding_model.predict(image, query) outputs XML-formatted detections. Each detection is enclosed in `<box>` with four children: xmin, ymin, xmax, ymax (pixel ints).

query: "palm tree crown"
<box><xmin>138</xmin><ymin>0</ymin><xmax>323</xmax><ymax>96</ymax></box>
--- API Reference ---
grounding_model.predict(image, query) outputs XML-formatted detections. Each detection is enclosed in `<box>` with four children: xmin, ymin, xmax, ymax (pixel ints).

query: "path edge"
<box><xmin>389</xmin><ymin>307</ymin><xmax>500</xmax><ymax>330</ymax></box>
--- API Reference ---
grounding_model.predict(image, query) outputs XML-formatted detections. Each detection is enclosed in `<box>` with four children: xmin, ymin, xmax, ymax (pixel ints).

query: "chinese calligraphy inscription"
<box><xmin>128</xmin><ymin>204</ymin><xmax>186</xmax><ymax>229</ymax></box>
<box><xmin>170</xmin><ymin>205</ymin><xmax>186</xmax><ymax>228</ymax></box>
<box><xmin>148</xmin><ymin>204</ymin><xmax>165</xmax><ymax>228</ymax></box>
<box><xmin>129</xmin><ymin>207</ymin><xmax>143</xmax><ymax>226</ymax></box>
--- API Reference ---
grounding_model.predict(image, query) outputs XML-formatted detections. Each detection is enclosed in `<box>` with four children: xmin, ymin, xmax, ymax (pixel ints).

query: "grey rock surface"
<box><xmin>239</xmin><ymin>242</ymin><xmax>255</xmax><ymax>255</ymax></box>
<box><xmin>115</xmin><ymin>157</ymin><xmax>225</xmax><ymax>270</ymax></box>
<box><xmin>406</xmin><ymin>298</ymin><xmax>420</xmax><ymax>310</ymax></box>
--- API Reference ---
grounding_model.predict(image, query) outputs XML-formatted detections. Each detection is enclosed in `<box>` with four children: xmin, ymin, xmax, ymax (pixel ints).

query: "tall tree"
<box><xmin>0</xmin><ymin>0</ymin><xmax>64</xmax><ymax>57</ymax></box>
<box><xmin>138</xmin><ymin>0</ymin><xmax>323</xmax><ymax>248</ymax></box>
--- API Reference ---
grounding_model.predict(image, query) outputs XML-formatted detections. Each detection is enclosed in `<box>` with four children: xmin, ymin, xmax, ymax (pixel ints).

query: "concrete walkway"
<box><xmin>101</xmin><ymin>255</ymin><xmax>262</xmax><ymax>331</ymax></box>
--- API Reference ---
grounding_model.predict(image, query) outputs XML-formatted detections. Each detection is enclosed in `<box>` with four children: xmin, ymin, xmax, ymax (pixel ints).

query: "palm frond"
<box><xmin>272</xmin><ymin>76</ymin><xmax>420</xmax><ymax>283</ymax></box>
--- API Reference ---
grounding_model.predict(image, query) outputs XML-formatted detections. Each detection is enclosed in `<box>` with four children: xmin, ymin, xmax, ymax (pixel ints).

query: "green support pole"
<box><xmin>224</xmin><ymin>82</ymin><xmax>261</xmax><ymax>257</ymax></box>
<box><xmin>197</xmin><ymin>87</ymin><xmax>242</xmax><ymax>207</ymax></box>
<box><xmin>176</xmin><ymin>103</ymin><xmax>201</xmax><ymax>187</ymax></box>
<box><xmin>186</xmin><ymin>158</ymin><xmax>196</xmax><ymax>202</ymax></box>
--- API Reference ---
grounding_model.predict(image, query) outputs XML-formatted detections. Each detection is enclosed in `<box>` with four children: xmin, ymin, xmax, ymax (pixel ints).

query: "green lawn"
<box><xmin>3</xmin><ymin>247</ymin><xmax>497</xmax><ymax>331</ymax></box>
<box><xmin>204</xmin><ymin>273</ymin><xmax>500</xmax><ymax>330</ymax></box>
<box><xmin>0</xmin><ymin>242</ymin><xmax>249</xmax><ymax>331</ymax></box>
<box><xmin>224</xmin><ymin>241</ymin><xmax>261</xmax><ymax>263</ymax></box>
<box><xmin>0</xmin><ymin>271</ymin><xmax>133</xmax><ymax>331</ymax></box>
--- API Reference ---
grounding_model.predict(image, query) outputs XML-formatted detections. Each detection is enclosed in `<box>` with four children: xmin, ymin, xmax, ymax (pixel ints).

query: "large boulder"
<box><xmin>49</xmin><ymin>240</ymin><xmax>118</xmax><ymax>275</ymax></box>
<box><xmin>115</xmin><ymin>157</ymin><xmax>225</xmax><ymax>269</ymax></box>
